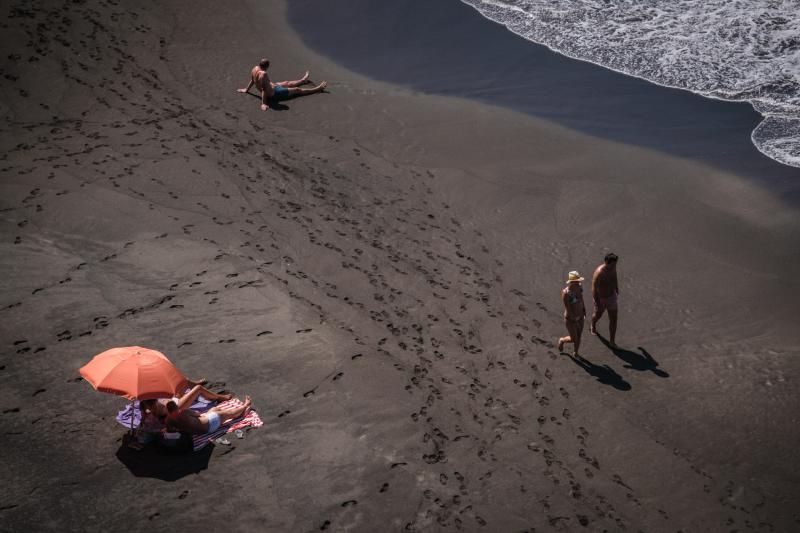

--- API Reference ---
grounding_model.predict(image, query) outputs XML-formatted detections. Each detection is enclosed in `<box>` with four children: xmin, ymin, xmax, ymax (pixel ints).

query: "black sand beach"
<box><xmin>2</xmin><ymin>0</ymin><xmax>799</xmax><ymax>531</ymax></box>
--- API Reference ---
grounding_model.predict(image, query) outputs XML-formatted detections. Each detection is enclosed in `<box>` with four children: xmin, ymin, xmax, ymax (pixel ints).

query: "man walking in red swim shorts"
<box><xmin>591</xmin><ymin>252</ymin><xmax>620</xmax><ymax>346</ymax></box>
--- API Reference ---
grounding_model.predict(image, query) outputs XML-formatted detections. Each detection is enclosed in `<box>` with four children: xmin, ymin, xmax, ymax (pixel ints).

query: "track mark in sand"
<box><xmin>379</xmin><ymin>483</ymin><xmax>389</xmax><ymax>493</ymax></box>
<box><xmin>319</xmin><ymin>520</ymin><xmax>331</xmax><ymax>531</ymax></box>
<box><xmin>277</xmin><ymin>410</ymin><xmax>291</xmax><ymax>418</ymax></box>
<box><xmin>178</xmin><ymin>342</ymin><xmax>192</xmax><ymax>348</ymax></box>
<box><xmin>217</xmin><ymin>338</ymin><xmax>236</xmax><ymax>343</ymax></box>
<box><xmin>351</xmin><ymin>353</ymin><xmax>363</xmax><ymax>360</ymax></box>
<box><xmin>295</xmin><ymin>328</ymin><xmax>313</xmax><ymax>333</ymax></box>
<box><xmin>0</xmin><ymin>504</ymin><xmax>19</xmax><ymax>512</ymax></box>
<box><xmin>178</xmin><ymin>490</ymin><xmax>189</xmax><ymax>499</ymax></box>
<box><xmin>32</xmin><ymin>388</ymin><xmax>46</xmax><ymax>396</ymax></box>
<box><xmin>340</xmin><ymin>500</ymin><xmax>357</xmax><ymax>507</ymax></box>
<box><xmin>303</xmin><ymin>389</ymin><xmax>316</xmax><ymax>398</ymax></box>
<box><xmin>148</xmin><ymin>512</ymin><xmax>160</xmax><ymax>520</ymax></box>
<box><xmin>256</xmin><ymin>330</ymin><xmax>272</xmax><ymax>336</ymax></box>
<box><xmin>390</xmin><ymin>462</ymin><xmax>407</xmax><ymax>469</ymax></box>
<box><xmin>3</xmin><ymin>407</ymin><xmax>20</xmax><ymax>414</ymax></box>
<box><xmin>332</xmin><ymin>372</ymin><xmax>343</xmax><ymax>381</ymax></box>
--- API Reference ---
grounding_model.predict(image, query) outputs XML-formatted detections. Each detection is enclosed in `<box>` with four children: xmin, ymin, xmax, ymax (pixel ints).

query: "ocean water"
<box><xmin>460</xmin><ymin>0</ymin><xmax>800</xmax><ymax>169</ymax></box>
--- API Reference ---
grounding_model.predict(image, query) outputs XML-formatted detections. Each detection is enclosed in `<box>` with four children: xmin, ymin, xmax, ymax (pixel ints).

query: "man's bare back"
<box><xmin>592</xmin><ymin>263</ymin><xmax>618</xmax><ymax>299</ymax></box>
<box><xmin>250</xmin><ymin>65</ymin><xmax>272</xmax><ymax>97</ymax></box>
<box><xmin>591</xmin><ymin>253</ymin><xmax>620</xmax><ymax>344</ymax></box>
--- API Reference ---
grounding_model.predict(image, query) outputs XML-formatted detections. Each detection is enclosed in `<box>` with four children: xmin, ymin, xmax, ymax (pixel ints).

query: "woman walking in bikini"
<box><xmin>558</xmin><ymin>271</ymin><xmax>586</xmax><ymax>356</ymax></box>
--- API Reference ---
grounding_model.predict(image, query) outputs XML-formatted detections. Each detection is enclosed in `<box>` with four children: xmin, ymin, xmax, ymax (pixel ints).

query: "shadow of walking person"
<box><xmin>597</xmin><ymin>334</ymin><xmax>669</xmax><ymax>378</ymax></box>
<box><xmin>565</xmin><ymin>353</ymin><xmax>632</xmax><ymax>391</ymax></box>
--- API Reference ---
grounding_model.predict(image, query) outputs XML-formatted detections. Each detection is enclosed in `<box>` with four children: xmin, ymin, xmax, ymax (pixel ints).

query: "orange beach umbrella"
<box><xmin>79</xmin><ymin>346</ymin><xmax>186</xmax><ymax>401</ymax></box>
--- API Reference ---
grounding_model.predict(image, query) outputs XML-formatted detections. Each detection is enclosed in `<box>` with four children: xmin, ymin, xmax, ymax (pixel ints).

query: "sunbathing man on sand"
<box><xmin>238</xmin><ymin>58</ymin><xmax>327</xmax><ymax>111</ymax></box>
<box><xmin>591</xmin><ymin>252</ymin><xmax>620</xmax><ymax>346</ymax></box>
<box><xmin>166</xmin><ymin>395</ymin><xmax>252</xmax><ymax>434</ymax></box>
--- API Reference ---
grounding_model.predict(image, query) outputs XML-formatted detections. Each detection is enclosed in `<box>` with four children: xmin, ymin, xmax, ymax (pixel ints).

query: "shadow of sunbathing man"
<box><xmin>597</xmin><ymin>334</ymin><xmax>669</xmax><ymax>378</ymax></box>
<box><xmin>565</xmin><ymin>353</ymin><xmax>631</xmax><ymax>391</ymax></box>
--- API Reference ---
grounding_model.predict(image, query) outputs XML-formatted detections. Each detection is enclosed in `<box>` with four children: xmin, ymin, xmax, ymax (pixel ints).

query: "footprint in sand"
<box><xmin>332</xmin><ymin>372</ymin><xmax>343</xmax><ymax>381</ymax></box>
<box><xmin>379</xmin><ymin>483</ymin><xmax>389</xmax><ymax>493</ymax></box>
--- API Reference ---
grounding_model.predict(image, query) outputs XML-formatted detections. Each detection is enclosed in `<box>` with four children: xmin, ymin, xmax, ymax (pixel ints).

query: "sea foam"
<box><xmin>461</xmin><ymin>0</ymin><xmax>800</xmax><ymax>168</ymax></box>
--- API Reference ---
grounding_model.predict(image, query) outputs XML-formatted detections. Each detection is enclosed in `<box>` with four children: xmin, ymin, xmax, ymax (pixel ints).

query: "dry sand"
<box><xmin>1</xmin><ymin>0</ymin><xmax>799</xmax><ymax>531</ymax></box>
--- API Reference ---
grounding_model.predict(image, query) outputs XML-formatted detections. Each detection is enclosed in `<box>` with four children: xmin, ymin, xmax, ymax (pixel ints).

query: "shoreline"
<box><xmin>1</xmin><ymin>0</ymin><xmax>798</xmax><ymax>530</ymax></box>
<box><xmin>288</xmin><ymin>0</ymin><xmax>800</xmax><ymax>201</ymax></box>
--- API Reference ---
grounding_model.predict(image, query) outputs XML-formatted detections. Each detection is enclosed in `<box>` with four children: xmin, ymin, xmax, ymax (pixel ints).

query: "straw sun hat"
<box><xmin>566</xmin><ymin>271</ymin><xmax>584</xmax><ymax>283</ymax></box>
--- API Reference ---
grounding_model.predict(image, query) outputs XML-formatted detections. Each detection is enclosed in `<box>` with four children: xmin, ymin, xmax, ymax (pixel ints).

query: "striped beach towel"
<box><xmin>192</xmin><ymin>398</ymin><xmax>263</xmax><ymax>451</ymax></box>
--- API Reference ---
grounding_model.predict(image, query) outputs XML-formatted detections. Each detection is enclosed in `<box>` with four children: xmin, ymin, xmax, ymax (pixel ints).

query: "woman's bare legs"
<box><xmin>275</xmin><ymin>71</ymin><xmax>310</xmax><ymax>88</ymax></box>
<box><xmin>176</xmin><ymin>384</ymin><xmax>232</xmax><ymax>410</ymax></box>
<box><xmin>558</xmin><ymin>319</ymin><xmax>583</xmax><ymax>356</ymax></box>
<box><xmin>208</xmin><ymin>395</ymin><xmax>252</xmax><ymax>424</ymax></box>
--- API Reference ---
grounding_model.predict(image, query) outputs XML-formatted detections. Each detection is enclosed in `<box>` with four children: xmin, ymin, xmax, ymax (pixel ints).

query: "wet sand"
<box><xmin>1</xmin><ymin>0</ymin><xmax>799</xmax><ymax>531</ymax></box>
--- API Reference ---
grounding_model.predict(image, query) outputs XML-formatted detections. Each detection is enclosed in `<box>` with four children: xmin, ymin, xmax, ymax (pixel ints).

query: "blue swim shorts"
<box><xmin>206</xmin><ymin>411</ymin><xmax>221</xmax><ymax>432</ymax></box>
<box><xmin>272</xmin><ymin>85</ymin><xmax>290</xmax><ymax>100</ymax></box>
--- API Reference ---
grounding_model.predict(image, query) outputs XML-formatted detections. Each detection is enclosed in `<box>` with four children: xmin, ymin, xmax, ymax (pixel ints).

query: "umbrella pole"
<box><xmin>130</xmin><ymin>399</ymin><xmax>135</xmax><ymax>436</ymax></box>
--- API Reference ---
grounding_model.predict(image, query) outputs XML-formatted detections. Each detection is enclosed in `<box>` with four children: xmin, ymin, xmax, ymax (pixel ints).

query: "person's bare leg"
<box><xmin>559</xmin><ymin>320</ymin><xmax>577</xmax><ymax>352</ymax></box>
<box><xmin>275</xmin><ymin>71</ymin><xmax>310</xmax><ymax>88</ymax></box>
<box><xmin>608</xmin><ymin>309</ymin><xmax>618</xmax><ymax>347</ymax></box>
<box><xmin>574</xmin><ymin>319</ymin><xmax>584</xmax><ymax>356</ymax></box>
<box><xmin>285</xmin><ymin>81</ymin><xmax>327</xmax><ymax>98</ymax></box>
<box><xmin>591</xmin><ymin>305</ymin><xmax>604</xmax><ymax>335</ymax></box>
<box><xmin>176</xmin><ymin>385</ymin><xmax>231</xmax><ymax>410</ymax></box>
<box><xmin>557</xmin><ymin>336</ymin><xmax>568</xmax><ymax>352</ymax></box>
<box><xmin>211</xmin><ymin>396</ymin><xmax>252</xmax><ymax>424</ymax></box>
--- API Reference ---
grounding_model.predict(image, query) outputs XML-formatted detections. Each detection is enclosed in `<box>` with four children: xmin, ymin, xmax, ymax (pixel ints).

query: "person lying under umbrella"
<box><xmin>164</xmin><ymin>392</ymin><xmax>252</xmax><ymax>434</ymax></box>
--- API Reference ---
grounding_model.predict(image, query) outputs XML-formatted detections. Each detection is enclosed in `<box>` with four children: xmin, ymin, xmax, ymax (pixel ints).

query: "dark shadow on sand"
<box><xmin>565</xmin><ymin>353</ymin><xmax>631</xmax><ymax>391</ymax></box>
<box><xmin>244</xmin><ymin>91</ymin><xmax>289</xmax><ymax>111</ymax></box>
<box><xmin>116</xmin><ymin>434</ymin><xmax>213</xmax><ymax>481</ymax></box>
<box><xmin>597</xmin><ymin>334</ymin><xmax>670</xmax><ymax>378</ymax></box>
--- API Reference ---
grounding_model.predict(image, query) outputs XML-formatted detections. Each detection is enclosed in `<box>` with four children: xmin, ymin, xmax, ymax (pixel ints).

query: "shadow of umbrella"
<box><xmin>116</xmin><ymin>435</ymin><xmax>214</xmax><ymax>481</ymax></box>
<box><xmin>565</xmin><ymin>353</ymin><xmax>632</xmax><ymax>391</ymax></box>
<box><xmin>597</xmin><ymin>335</ymin><xmax>670</xmax><ymax>378</ymax></box>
